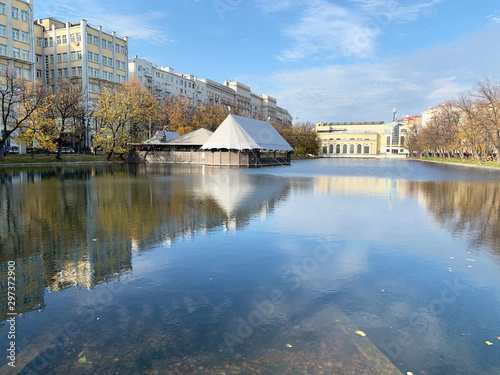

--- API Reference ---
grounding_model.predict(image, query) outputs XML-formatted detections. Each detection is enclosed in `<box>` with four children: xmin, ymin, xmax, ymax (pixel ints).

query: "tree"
<box><xmin>405</xmin><ymin>123</ymin><xmax>422</xmax><ymax>156</ymax></box>
<box><xmin>0</xmin><ymin>68</ymin><xmax>47</xmax><ymax>161</ymax></box>
<box><xmin>192</xmin><ymin>102</ymin><xmax>229</xmax><ymax>132</ymax></box>
<box><xmin>94</xmin><ymin>78</ymin><xmax>158</xmax><ymax>160</ymax></box>
<box><xmin>293</xmin><ymin>122</ymin><xmax>319</xmax><ymax>155</ymax></box>
<box><xmin>160</xmin><ymin>95</ymin><xmax>194</xmax><ymax>132</ymax></box>
<box><xmin>473</xmin><ymin>79</ymin><xmax>500</xmax><ymax>162</ymax></box>
<box><xmin>49</xmin><ymin>79</ymin><xmax>85</xmax><ymax>160</ymax></box>
<box><xmin>15</xmin><ymin>94</ymin><xmax>58</xmax><ymax>158</ymax></box>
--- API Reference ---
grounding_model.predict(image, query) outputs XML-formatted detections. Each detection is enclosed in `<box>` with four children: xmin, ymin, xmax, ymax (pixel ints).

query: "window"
<box><xmin>387</xmin><ymin>136</ymin><xmax>391</xmax><ymax>145</ymax></box>
<box><xmin>76</xmin><ymin>32</ymin><xmax>81</xmax><ymax>42</ymax></box>
<box><xmin>70</xmin><ymin>33</ymin><xmax>75</xmax><ymax>43</ymax></box>
<box><xmin>94</xmin><ymin>36</ymin><xmax>98</xmax><ymax>45</ymax></box>
<box><xmin>22</xmin><ymin>50</ymin><xmax>29</xmax><ymax>61</ymax></box>
<box><xmin>49</xmin><ymin>37</ymin><xmax>53</xmax><ymax>47</ymax></box>
<box><xmin>62</xmin><ymin>53</ymin><xmax>67</xmax><ymax>62</ymax></box>
<box><xmin>138</xmin><ymin>65</ymin><xmax>142</xmax><ymax>72</ymax></box>
<box><xmin>57</xmin><ymin>53</ymin><xmax>61</xmax><ymax>63</ymax></box>
<box><xmin>102</xmin><ymin>39</ymin><xmax>106</xmax><ymax>48</ymax></box>
<box><xmin>13</xmin><ymin>47</ymin><xmax>20</xmax><ymax>59</ymax></box>
<box><xmin>115</xmin><ymin>44</ymin><xmax>120</xmax><ymax>53</ymax></box>
<box><xmin>12</xmin><ymin>7</ymin><xmax>18</xmax><ymax>19</ymax></box>
<box><xmin>63</xmin><ymin>68</ymin><xmax>68</xmax><ymax>77</ymax></box>
<box><xmin>102</xmin><ymin>55</ymin><xmax>106</xmax><ymax>64</ymax></box>
<box><xmin>57</xmin><ymin>36</ymin><xmax>61</xmax><ymax>45</ymax></box>
<box><xmin>87</xmin><ymin>34</ymin><xmax>92</xmax><ymax>43</ymax></box>
<box><xmin>62</xmin><ymin>35</ymin><xmax>67</xmax><ymax>44</ymax></box>
<box><xmin>115</xmin><ymin>60</ymin><xmax>120</xmax><ymax>69</ymax></box>
<box><xmin>88</xmin><ymin>83</ymin><xmax>93</xmax><ymax>93</ymax></box>
<box><xmin>36</xmin><ymin>54</ymin><xmax>42</xmax><ymax>63</ymax></box>
<box><xmin>364</xmin><ymin>146</ymin><xmax>370</xmax><ymax>154</ymax></box>
<box><xmin>108</xmin><ymin>57</ymin><xmax>112</xmax><ymax>66</ymax></box>
<box><xmin>88</xmin><ymin>52</ymin><xmax>92</xmax><ymax>61</ymax></box>
<box><xmin>12</xmin><ymin>29</ymin><xmax>19</xmax><ymax>40</ymax></box>
<box><xmin>71</xmin><ymin>67</ymin><xmax>76</xmax><ymax>76</ymax></box>
<box><xmin>22</xmin><ymin>31</ymin><xmax>29</xmax><ymax>43</ymax></box>
<box><xmin>77</xmin><ymin>51</ymin><xmax>82</xmax><ymax>60</ymax></box>
<box><xmin>88</xmin><ymin>67</ymin><xmax>93</xmax><ymax>77</ymax></box>
<box><xmin>108</xmin><ymin>41</ymin><xmax>112</xmax><ymax>50</ymax></box>
<box><xmin>37</xmin><ymin>37</ymin><xmax>42</xmax><ymax>47</ymax></box>
<box><xmin>102</xmin><ymin>71</ymin><xmax>107</xmax><ymax>80</ymax></box>
<box><xmin>0</xmin><ymin>3</ymin><xmax>4</xmax><ymax>15</ymax></box>
<box><xmin>329</xmin><ymin>144</ymin><xmax>333</xmax><ymax>153</ymax></box>
<box><xmin>121</xmin><ymin>45</ymin><xmax>125</xmax><ymax>54</ymax></box>
<box><xmin>357</xmin><ymin>144</ymin><xmax>362</xmax><ymax>153</ymax></box>
<box><xmin>94</xmin><ymin>53</ymin><xmax>98</xmax><ymax>62</ymax></box>
<box><xmin>14</xmin><ymin>67</ymin><xmax>20</xmax><ymax>77</ymax></box>
<box><xmin>343</xmin><ymin>144</ymin><xmax>347</xmax><ymax>153</ymax></box>
<box><xmin>121</xmin><ymin>61</ymin><xmax>125</xmax><ymax>70</ymax></box>
<box><xmin>21</xmin><ymin>10</ymin><xmax>28</xmax><ymax>22</ymax></box>
<box><xmin>94</xmin><ymin>69</ymin><xmax>99</xmax><ymax>77</ymax></box>
<box><xmin>58</xmin><ymin>69</ymin><xmax>62</xmax><ymax>78</ymax></box>
<box><xmin>77</xmin><ymin>66</ymin><xmax>82</xmax><ymax>76</ymax></box>
<box><xmin>50</xmin><ymin>55</ymin><xmax>53</xmax><ymax>63</ymax></box>
<box><xmin>0</xmin><ymin>25</ymin><xmax>4</xmax><ymax>36</ymax></box>
<box><xmin>0</xmin><ymin>44</ymin><xmax>6</xmax><ymax>56</ymax></box>
<box><xmin>336</xmin><ymin>144</ymin><xmax>340</xmax><ymax>153</ymax></box>
<box><xmin>36</xmin><ymin>69</ymin><xmax>42</xmax><ymax>78</ymax></box>
<box><xmin>138</xmin><ymin>76</ymin><xmax>142</xmax><ymax>82</ymax></box>
<box><xmin>350</xmin><ymin>144</ymin><xmax>355</xmax><ymax>153</ymax></box>
<box><xmin>108</xmin><ymin>73</ymin><xmax>113</xmax><ymax>81</ymax></box>
<box><xmin>71</xmin><ymin>51</ymin><xmax>76</xmax><ymax>61</ymax></box>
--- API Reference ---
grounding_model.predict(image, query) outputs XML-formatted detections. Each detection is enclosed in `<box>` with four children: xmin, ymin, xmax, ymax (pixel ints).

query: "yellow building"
<box><xmin>0</xmin><ymin>0</ymin><xmax>35</xmax><ymax>79</ymax></box>
<box><xmin>316</xmin><ymin>121</ymin><xmax>410</xmax><ymax>157</ymax></box>
<box><xmin>33</xmin><ymin>17</ymin><xmax>128</xmax><ymax>147</ymax></box>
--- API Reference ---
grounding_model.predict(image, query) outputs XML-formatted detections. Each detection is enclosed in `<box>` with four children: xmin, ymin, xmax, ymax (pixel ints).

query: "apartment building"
<box><xmin>34</xmin><ymin>18</ymin><xmax>128</xmax><ymax>96</ymax></box>
<box><xmin>0</xmin><ymin>0</ymin><xmax>35</xmax><ymax>80</ymax></box>
<box><xmin>129</xmin><ymin>56</ymin><xmax>293</xmax><ymax>126</ymax></box>
<box><xmin>129</xmin><ymin>56</ymin><xmax>206</xmax><ymax>105</ymax></box>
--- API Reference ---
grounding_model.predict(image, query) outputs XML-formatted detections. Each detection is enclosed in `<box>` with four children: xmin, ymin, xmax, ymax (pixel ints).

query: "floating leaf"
<box><xmin>285</xmin><ymin>343</ymin><xmax>293</xmax><ymax>348</ymax></box>
<box><xmin>355</xmin><ymin>331</ymin><xmax>366</xmax><ymax>337</ymax></box>
<box><xmin>78</xmin><ymin>356</ymin><xmax>87</xmax><ymax>364</ymax></box>
<box><xmin>486</xmin><ymin>341</ymin><xmax>493</xmax><ymax>346</ymax></box>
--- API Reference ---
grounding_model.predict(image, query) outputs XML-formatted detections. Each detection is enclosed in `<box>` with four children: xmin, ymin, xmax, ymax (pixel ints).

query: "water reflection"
<box><xmin>0</xmin><ymin>165</ymin><xmax>291</xmax><ymax>321</ymax></box>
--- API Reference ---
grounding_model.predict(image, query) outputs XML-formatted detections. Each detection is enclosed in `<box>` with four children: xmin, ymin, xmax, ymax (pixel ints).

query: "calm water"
<box><xmin>1</xmin><ymin>159</ymin><xmax>500</xmax><ymax>375</ymax></box>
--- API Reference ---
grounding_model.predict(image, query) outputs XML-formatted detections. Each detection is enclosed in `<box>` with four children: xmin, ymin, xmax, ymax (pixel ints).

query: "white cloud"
<box><xmin>35</xmin><ymin>0</ymin><xmax>173</xmax><ymax>44</ymax></box>
<box><xmin>266</xmin><ymin>27</ymin><xmax>500</xmax><ymax>122</ymax></box>
<box><xmin>277</xmin><ymin>0</ymin><xmax>442</xmax><ymax>62</ymax></box>
<box><xmin>487</xmin><ymin>13</ymin><xmax>500</xmax><ymax>24</ymax></box>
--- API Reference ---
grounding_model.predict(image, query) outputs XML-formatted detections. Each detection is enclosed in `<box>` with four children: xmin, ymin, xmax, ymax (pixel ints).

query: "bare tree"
<box><xmin>0</xmin><ymin>68</ymin><xmax>47</xmax><ymax>161</ymax></box>
<box><xmin>49</xmin><ymin>79</ymin><xmax>85</xmax><ymax>160</ymax></box>
<box><xmin>473</xmin><ymin>79</ymin><xmax>500</xmax><ymax>162</ymax></box>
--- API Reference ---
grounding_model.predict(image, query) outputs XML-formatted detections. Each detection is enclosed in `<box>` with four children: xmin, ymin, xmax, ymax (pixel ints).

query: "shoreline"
<box><xmin>0</xmin><ymin>160</ymin><xmax>126</xmax><ymax>168</ymax></box>
<box><xmin>408</xmin><ymin>157</ymin><xmax>500</xmax><ymax>171</ymax></box>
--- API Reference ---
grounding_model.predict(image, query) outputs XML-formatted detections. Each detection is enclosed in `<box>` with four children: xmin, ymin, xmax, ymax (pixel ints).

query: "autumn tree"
<box><xmin>49</xmin><ymin>79</ymin><xmax>85</xmax><ymax>160</ymax></box>
<box><xmin>0</xmin><ymin>68</ymin><xmax>47</xmax><ymax>161</ymax></box>
<box><xmin>15</xmin><ymin>94</ymin><xmax>58</xmax><ymax>158</ymax></box>
<box><xmin>473</xmin><ymin>79</ymin><xmax>500</xmax><ymax>162</ymax></box>
<box><xmin>93</xmin><ymin>78</ymin><xmax>158</xmax><ymax>160</ymax></box>
<box><xmin>160</xmin><ymin>95</ymin><xmax>194</xmax><ymax>133</ymax></box>
<box><xmin>192</xmin><ymin>102</ymin><xmax>229</xmax><ymax>132</ymax></box>
<box><xmin>293</xmin><ymin>122</ymin><xmax>319</xmax><ymax>155</ymax></box>
<box><xmin>405</xmin><ymin>123</ymin><xmax>422</xmax><ymax>156</ymax></box>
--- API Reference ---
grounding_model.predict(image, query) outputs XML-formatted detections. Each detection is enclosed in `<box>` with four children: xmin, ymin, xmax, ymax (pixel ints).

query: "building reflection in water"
<box><xmin>0</xmin><ymin>165</ymin><xmax>291</xmax><ymax>322</ymax></box>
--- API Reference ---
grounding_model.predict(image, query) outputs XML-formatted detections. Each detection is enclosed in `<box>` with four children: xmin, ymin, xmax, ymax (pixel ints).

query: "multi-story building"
<box><xmin>34</xmin><ymin>18</ymin><xmax>128</xmax><ymax>94</ymax></box>
<box><xmin>316</xmin><ymin>120</ymin><xmax>410</xmax><ymax>157</ymax></box>
<box><xmin>129</xmin><ymin>56</ymin><xmax>293</xmax><ymax>126</ymax></box>
<box><xmin>128</xmin><ymin>56</ymin><xmax>206</xmax><ymax>105</ymax></box>
<box><xmin>0</xmin><ymin>0</ymin><xmax>35</xmax><ymax>80</ymax></box>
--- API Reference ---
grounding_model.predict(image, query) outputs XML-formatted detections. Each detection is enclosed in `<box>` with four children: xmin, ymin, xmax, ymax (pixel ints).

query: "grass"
<box><xmin>0</xmin><ymin>153</ymin><xmax>123</xmax><ymax>164</ymax></box>
<box><xmin>410</xmin><ymin>156</ymin><xmax>500</xmax><ymax>168</ymax></box>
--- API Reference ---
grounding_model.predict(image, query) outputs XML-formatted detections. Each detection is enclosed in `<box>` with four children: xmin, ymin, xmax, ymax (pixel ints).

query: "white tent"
<box><xmin>166</xmin><ymin>128</ymin><xmax>213</xmax><ymax>145</ymax></box>
<box><xmin>201</xmin><ymin>114</ymin><xmax>293</xmax><ymax>151</ymax></box>
<box><xmin>144</xmin><ymin>130</ymin><xmax>179</xmax><ymax>144</ymax></box>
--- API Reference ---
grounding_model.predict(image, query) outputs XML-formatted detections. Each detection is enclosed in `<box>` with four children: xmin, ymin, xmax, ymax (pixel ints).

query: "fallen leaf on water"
<box><xmin>355</xmin><ymin>331</ymin><xmax>366</xmax><ymax>337</ymax></box>
<box><xmin>486</xmin><ymin>341</ymin><xmax>493</xmax><ymax>346</ymax></box>
<box><xmin>497</xmin><ymin>337</ymin><xmax>500</xmax><ymax>340</ymax></box>
<box><xmin>285</xmin><ymin>343</ymin><xmax>293</xmax><ymax>348</ymax></box>
<box><xmin>78</xmin><ymin>356</ymin><xmax>87</xmax><ymax>364</ymax></box>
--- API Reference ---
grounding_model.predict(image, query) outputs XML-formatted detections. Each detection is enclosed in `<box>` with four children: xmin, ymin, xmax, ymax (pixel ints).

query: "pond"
<box><xmin>1</xmin><ymin>159</ymin><xmax>500</xmax><ymax>374</ymax></box>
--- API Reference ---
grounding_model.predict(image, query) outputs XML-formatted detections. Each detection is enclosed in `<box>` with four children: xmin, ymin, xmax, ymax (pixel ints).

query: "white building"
<box><xmin>128</xmin><ymin>56</ymin><xmax>293</xmax><ymax>126</ymax></box>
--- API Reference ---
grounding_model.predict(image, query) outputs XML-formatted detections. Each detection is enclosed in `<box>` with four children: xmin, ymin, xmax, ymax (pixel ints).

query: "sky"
<box><xmin>35</xmin><ymin>0</ymin><xmax>500</xmax><ymax>123</ymax></box>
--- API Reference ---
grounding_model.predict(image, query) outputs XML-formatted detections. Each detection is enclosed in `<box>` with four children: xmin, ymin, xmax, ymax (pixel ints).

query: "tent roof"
<box><xmin>144</xmin><ymin>130</ymin><xmax>179</xmax><ymax>144</ymax></box>
<box><xmin>166</xmin><ymin>128</ymin><xmax>213</xmax><ymax>146</ymax></box>
<box><xmin>201</xmin><ymin>114</ymin><xmax>293</xmax><ymax>151</ymax></box>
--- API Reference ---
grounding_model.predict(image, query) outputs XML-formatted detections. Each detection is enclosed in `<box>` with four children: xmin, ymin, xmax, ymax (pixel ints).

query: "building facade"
<box><xmin>129</xmin><ymin>56</ymin><xmax>293</xmax><ymax>126</ymax></box>
<box><xmin>0</xmin><ymin>0</ymin><xmax>35</xmax><ymax>80</ymax></box>
<box><xmin>316</xmin><ymin>121</ymin><xmax>410</xmax><ymax>157</ymax></box>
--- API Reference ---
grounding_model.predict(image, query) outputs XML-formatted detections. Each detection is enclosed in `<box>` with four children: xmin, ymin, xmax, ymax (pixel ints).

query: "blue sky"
<box><xmin>36</xmin><ymin>0</ymin><xmax>500</xmax><ymax>123</ymax></box>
